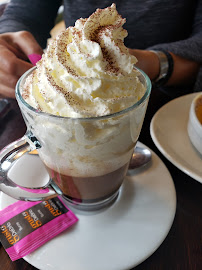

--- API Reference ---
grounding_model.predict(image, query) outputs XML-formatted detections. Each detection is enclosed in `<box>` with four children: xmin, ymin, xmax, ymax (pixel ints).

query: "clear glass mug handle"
<box><xmin>0</xmin><ymin>131</ymin><xmax>60</xmax><ymax>201</ymax></box>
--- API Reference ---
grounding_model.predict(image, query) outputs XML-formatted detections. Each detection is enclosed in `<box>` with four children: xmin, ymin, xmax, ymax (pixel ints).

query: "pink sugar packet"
<box><xmin>28</xmin><ymin>53</ymin><xmax>42</xmax><ymax>65</ymax></box>
<box><xmin>0</xmin><ymin>197</ymin><xmax>78</xmax><ymax>261</ymax></box>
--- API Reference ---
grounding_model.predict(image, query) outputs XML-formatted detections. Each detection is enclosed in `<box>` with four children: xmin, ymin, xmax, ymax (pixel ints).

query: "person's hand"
<box><xmin>0</xmin><ymin>31</ymin><xmax>43</xmax><ymax>98</ymax></box>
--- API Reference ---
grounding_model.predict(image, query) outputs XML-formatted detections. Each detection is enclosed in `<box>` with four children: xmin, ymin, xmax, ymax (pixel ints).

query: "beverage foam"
<box><xmin>21</xmin><ymin>4</ymin><xmax>145</xmax><ymax>118</ymax></box>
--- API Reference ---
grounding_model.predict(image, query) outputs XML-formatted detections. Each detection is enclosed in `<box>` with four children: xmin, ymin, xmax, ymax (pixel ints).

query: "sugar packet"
<box><xmin>0</xmin><ymin>197</ymin><xmax>78</xmax><ymax>261</ymax></box>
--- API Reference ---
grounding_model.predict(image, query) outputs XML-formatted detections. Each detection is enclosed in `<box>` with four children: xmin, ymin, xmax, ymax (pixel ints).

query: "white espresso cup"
<box><xmin>187</xmin><ymin>93</ymin><xmax>202</xmax><ymax>156</ymax></box>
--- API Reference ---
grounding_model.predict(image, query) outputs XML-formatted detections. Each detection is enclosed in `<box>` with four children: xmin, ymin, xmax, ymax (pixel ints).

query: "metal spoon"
<box><xmin>129</xmin><ymin>146</ymin><xmax>152</xmax><ymax>169</ymax></box>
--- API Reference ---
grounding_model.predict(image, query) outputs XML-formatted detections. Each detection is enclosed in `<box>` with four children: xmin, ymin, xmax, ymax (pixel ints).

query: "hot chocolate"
<box><xmin>15</xmin><ymin>4</ymin><xmax>151</xmax><ymax>210</ymax></box>
<box><xmin>45</xmin><ymin>162</ymin><xmax>129</xmax><ymax>203</ymax></box>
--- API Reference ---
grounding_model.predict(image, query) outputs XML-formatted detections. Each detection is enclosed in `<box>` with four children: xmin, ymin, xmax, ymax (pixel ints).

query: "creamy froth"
<box><xmin>22</xmin><ymin>3</ymin><xmax>145</xmax><ymax>117</ymax></box>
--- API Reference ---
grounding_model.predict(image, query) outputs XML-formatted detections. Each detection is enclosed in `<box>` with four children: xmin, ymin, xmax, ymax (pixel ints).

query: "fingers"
<box><xmin>0</xmin><ymin>57</ymin><xmax>31</xmax><ymax>98</ymax></box>
<box><xmin>15</xmin><ymin>58</ymin><xmax>34</xmax><ymax>77</ymax></box>
<box><xmin>0</xmin><ymin>31</ymin><xmax>43</xmax><ymax>98</ymax></box>
<box><xmin>0</xmin><ymin>68</ymin><xmax>18</xmax><ymax>87</ymax></box>
<box><xmin>0</xmin><ymin>44</ymin><xmax>33</xmax><ymax>76</ymax></box>
<box><xmin>0</xmin><ymin>57</ymin><xmax>29</xmax><ymax>98</ymax></box>
<box><xmin>0</xmin><ymin>37</ymin><xmax>27</xmax><ymax>60</ymax></box>
<box><xmin>0</xmin><ymin>84</ymin><xmax>16</xmax><ymax>98</ymax></box>
<box><xmin>13</xmin><ymin>31</ymin><xmax>43</xmax><ymax>57</ymax></box>
<box><xmin>0</xmin><ymin>50</ymin><xmax>33</xmax><ymax>98</ymax></box>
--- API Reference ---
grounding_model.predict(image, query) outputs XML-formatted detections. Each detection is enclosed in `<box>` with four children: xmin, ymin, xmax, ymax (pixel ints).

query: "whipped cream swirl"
<box><xmin>22</xmin><ymin>3</ymin><xmax>145</xmax><ymax>117</ymax></box>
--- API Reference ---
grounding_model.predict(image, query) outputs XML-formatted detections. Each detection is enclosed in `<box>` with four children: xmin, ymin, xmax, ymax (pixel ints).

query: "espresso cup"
<box><xmin>187</xmin><ymin>93</ymin><xmax>202</xmax><ymax>156</ymax></box>
<box><xmin>0</xmin><ymin>67</ymin><xmax>151</xmax><ymax>211</ymax></box>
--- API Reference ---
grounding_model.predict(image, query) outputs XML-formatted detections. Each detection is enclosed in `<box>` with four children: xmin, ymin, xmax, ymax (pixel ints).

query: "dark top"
<box><xmin>0</xmin><ymin>0</ymin><xmax>202</xmax><ymax>93</ymax></box>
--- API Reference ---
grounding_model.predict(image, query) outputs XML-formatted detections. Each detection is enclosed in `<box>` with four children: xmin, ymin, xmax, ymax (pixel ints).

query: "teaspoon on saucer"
<box><xmin>129</xmin><ymin>146</ymin><xmax>152</xmax><ymax>169</ymax></box>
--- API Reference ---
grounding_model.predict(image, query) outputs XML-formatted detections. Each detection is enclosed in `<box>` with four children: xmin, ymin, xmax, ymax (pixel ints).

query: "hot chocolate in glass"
<box><xmin>0</xmin><ymin>4</ymin><xmax>151</xmax><ymax>211</ymax></box>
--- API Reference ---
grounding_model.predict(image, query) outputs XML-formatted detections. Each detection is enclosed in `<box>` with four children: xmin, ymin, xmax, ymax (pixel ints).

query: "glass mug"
<box><xmin>0</xmin><ymin>67</ymin><xmax>151</xmax><ymax>211</ymax></box>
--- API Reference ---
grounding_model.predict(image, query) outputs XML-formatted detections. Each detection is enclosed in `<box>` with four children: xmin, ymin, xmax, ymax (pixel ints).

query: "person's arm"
<box><xmin>168</xmin><ymin>52</ymin><xmax>200</xmax><ymax>86</ymax></box>
<box><xmin>130</xmin><ymin>0</ymin><xmax>202</xmax><ymax>90</ymax></box>
<box><xmin>129</xmin><ymin>49</ymin><xmax>200</xmax><ymax>86</ymax></box>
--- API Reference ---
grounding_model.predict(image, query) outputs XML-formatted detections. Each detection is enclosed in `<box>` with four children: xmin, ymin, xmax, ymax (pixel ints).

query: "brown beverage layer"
<box><xmin>45</xmin><ymin>163</ymin><xmax>129</xmax><ymax>203</ymax></box>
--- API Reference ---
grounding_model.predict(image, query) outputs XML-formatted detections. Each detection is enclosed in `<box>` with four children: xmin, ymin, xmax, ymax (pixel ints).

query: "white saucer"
<box><xmin>150</xmin><ymin>93</ymin><xmax>202</xmax><ymax>184</ymax></box>
<box><xmin>0</xmin><ymin>142</ymin><xmax>176</xmax><ymax>270</ymax></box>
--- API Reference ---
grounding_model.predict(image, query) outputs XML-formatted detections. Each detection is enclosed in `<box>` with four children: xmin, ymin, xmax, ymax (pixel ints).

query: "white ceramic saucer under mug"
<box><xmin>0</xmin><ymin>142</ymin><xmax>176</xmax><ymax>270</ymax></box>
